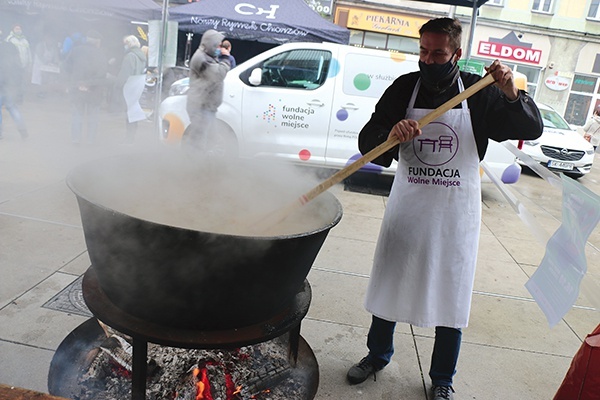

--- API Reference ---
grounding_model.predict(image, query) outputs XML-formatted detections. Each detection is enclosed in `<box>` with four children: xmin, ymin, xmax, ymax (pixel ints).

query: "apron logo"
<box><xmin>413</xmin><ymin>122</ymin><xmax>459</xmax><ymax>167</ymax></box>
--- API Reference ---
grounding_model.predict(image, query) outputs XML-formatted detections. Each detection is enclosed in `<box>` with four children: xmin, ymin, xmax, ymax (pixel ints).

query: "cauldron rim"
<box><xmin>66</xmin><ymin>156</ymin><xmax>343</xmax><ymax>240</ymax></box>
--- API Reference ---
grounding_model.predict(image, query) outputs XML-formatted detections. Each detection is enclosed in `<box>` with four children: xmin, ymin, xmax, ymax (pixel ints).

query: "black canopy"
<box><xmin>168</xmin><ymin>0</ymin><xmax>350</xmax><ymax>44</ymax></box>
<box><xmin>0</xmin><ymin>0</ymin><xmax>161</xmax><ymax>22</ymax></box>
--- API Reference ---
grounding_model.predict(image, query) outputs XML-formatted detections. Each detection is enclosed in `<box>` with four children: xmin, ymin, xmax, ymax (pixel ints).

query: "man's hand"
<box><xmin>485</xmin><ymin>59</ymin><xmax>519</xmax><ymax>101</ymax></box>
<box><xmin>389</xmin><ymin>119</ymin><xmax>421</xmax><ymax>143</ymax></box>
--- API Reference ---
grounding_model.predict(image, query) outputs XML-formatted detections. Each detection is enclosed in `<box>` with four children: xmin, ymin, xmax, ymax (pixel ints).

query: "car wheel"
<box><xmin>211</xmin><ymin>124</ymin><xmax>238</xmax><ymax>158</ymax></box>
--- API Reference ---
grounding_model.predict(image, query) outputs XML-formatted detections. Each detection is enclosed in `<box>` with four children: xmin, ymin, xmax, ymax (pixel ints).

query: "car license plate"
<box><xmin>548</xmin><ymin>160</ymin><xmax>574</xmax><ymax>170</ymax></box>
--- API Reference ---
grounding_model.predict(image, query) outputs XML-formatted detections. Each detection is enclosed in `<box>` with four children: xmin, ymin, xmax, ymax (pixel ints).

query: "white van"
<box><xmin>160</xmin><ymin>42</ymin><xmax>521</xmax><ymax>183</ymax></box>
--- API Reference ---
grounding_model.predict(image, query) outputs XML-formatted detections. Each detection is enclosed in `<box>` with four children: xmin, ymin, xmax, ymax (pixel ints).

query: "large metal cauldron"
<box><xmin>67</xmin><ymin>153</ymin><xmax>342</xmax><ymax>330</ymax></box>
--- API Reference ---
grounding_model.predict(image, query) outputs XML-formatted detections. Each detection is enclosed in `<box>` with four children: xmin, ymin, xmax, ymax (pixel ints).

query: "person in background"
<box><xmin>5</xmin><ymin>25</ymin><xmax>31</xmax><ymax>103</ymax></box>
<box><xmin>182</xmin><ymin>29</ymin><xmax>230</xmax><ymax>152</ymax></box>
<box><xmin>345</xmin><ymin>17</ymin><xmax>543</xmax><ymax>400</ymax></box>
<box><xmin>63</xmin><ymin>30</ymin><xmax>108</xmax><ymax>145</ymax></box>
<box><xmin>582</xmin><ymin>106</ymin><xmax>600</xmax><ymax>151</ymax></box>
<box><xmin>60</xmin><ymin>31</ymin><xmax>84</xmax><ymax>61</ymax></box>
<box><xmin>114</xmin><ymin>35</ymin><xmax>147</xmax><ymax>144</ymax></box>
<box><xmin>0</xmin><ymin>29</ymin><xmax>28</xmax><ymax>140</ymax></box>
<box><xmin>219</xmin><ymin>39</ymin><xmax>236</xmax><ymax>69</ymax></box>
<box><xmin>31</xmin><ymin>35</ymin><xmax>61</xmax><ymax>98</ymax></box>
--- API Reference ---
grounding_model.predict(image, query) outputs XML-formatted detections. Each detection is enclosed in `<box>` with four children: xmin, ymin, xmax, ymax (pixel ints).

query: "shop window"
<box><xmin>565</xmin><ymin>93</ymin><xmax>592</xmax><ymax>126</ymax></box>
<box><xmin>387</xmin><ymin>35</ymin><xmax>419</xmax><ymax>55</ymax></box>
<box><xmin>531</xmin><ymin>0</ymin><xmax>553</xmax><ymax>14</ymax></box>
<box><xmin>572</xmin><ymin>74</ymin><xmax>596</xmax><ymax>93</ymax></box>
<box><xmin>363</xmin><ymin>31</ymin><xmax>387</xmax><ymax>50</ymax></box>
<box><xmin>566</xmin><ymin>75</ymin><xmax>600</xmax><ymax>126</ymax></box>
<box><xmin>513</xmin><ymin>64</ymin><xmax>540</xmax><ymax>96</ymax></box>
<box><xmin>593</xmin><ymin>54</ymin><xmax>600</xmax><ymax>73</ymax></box>
<box><xmin>589</xmin><ymin>0</ymin><xmax>600</xmax><ymax>20</ymax></box>
<box><xmin>349</xmin><ymin>30</ymin><xmax>365</xmax><ymax>47</ymax></box>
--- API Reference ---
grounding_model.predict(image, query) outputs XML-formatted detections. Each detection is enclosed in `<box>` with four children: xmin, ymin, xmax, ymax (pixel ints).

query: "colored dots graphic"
<box><xmin>261</xmin><ymin>103</ymin><xmax>276</xmax><ymax>123</ymax></box>
<box><xmin>299</xmin><ymin>149</ymin><xmax>311</xmax><ymax>161</ymax></box>
<box><xmin>353</xmin><ymin>73</ymin><xmax>371</xmax><ymax>91</ymax></box>
<box><xmin>336</xmin><ymin>108</ymin><xmax>349</xmax><ymax>121</ymax></box>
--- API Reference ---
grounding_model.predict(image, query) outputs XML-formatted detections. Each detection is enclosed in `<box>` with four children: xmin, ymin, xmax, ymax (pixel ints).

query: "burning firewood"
<box><xmin>75</xmin><ymin>335</ymin><xmax>305</xmax><ymax>400</ymax></box>
<box><xmin>99</xmin><ymin>334</ymin><xmax>133</xmax><ymax>372</ymax></box>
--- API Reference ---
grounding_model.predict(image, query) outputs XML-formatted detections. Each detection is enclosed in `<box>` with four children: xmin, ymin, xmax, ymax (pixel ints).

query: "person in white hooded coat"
<box><xmin>182</xmin><ymin>29</ymin><xmax>230</xmax><ymax>152</ymax></box>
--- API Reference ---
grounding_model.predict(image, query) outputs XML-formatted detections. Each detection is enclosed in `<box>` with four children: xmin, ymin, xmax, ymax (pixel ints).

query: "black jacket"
<box><xmin>358</xmin><ymin>71</ymin><xmax>544</xmax><ymax>167</ymax></box>
<box><xmin>0</xmin><ymin>41</ymin><xmax>21</xmax><ymax>97</ymax></box>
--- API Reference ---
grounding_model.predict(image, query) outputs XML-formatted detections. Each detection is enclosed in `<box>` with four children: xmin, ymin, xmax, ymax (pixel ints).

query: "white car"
<box><xmin>515</xmin><ymin>103</ymin><xmax>595</xmax><ymax>179</ymax></box>
<box><xmin>159</xmin><ymin>42</ymin><xmax>522</xmax><ymax>184</ymax></box>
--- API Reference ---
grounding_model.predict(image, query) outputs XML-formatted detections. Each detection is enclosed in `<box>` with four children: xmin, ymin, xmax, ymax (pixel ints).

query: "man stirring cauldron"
<box><xmin>346</xmin><ymin>18</ymin><xmax>543</xmax><ymax>400</ymax></box>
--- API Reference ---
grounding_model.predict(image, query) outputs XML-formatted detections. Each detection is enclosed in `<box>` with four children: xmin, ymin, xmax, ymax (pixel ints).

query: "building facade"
<box><xmin>333</xmin><ymin>0</ymin><xmax>600</xmax><ymax>127</ymax></box>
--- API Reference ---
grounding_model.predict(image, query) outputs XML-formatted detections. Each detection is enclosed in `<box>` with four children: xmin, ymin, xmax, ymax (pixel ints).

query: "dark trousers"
<box><xmin>366</xmin><ymin>315</ymin><xmax>462</xmax><ymax>387</ymax></box>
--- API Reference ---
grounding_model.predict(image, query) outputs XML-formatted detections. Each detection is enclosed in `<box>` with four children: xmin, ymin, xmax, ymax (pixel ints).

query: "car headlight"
<box><xmin>587</xmin><ymin>149</ymin><xmax>595</xmax><ymax>155</ymax></box>
<box><xmin>168</xmin><ymin>84</ymin><xmax>189</xmax><ymax>96</ymax></box>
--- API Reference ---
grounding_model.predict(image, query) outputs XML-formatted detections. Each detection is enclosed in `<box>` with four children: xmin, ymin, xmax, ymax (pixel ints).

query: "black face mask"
<box><xmin>418</xmin><ymin>53</ymin><xmax>459</xmax><ymax>91</ymax></box>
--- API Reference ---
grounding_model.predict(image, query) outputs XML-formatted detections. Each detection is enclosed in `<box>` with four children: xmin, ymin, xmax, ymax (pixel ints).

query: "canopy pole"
<box><xmin>464</xmin><ymin>0</ymin><xmax>478</xmax><ymax>63</ymax></box>
<box><xmin>154</xmin><ymin>0</ymin><xmax>170</xmax><ymax>140</ymax></box>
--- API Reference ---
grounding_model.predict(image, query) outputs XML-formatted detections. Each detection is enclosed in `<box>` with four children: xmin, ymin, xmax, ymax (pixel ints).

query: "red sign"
<box><xmin>478</xmin><ymin>41</ymin><xmax>542</xmax><ymax>65</ymax></box>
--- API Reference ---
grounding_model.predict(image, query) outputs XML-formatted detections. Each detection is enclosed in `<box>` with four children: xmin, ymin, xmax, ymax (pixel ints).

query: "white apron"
<box><xmin>364</xmin><ymin>78</ymin><xmax>481</xmax><ymax>328</ymax></box>
<box><xmin>123</xmin><ymin>74</ymin><xmax>147</xmax><ymax>123</ymax></box>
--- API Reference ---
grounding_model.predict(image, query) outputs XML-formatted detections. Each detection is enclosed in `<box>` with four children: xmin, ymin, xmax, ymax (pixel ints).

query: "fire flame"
<box><xmin>187</xmin><ymin>361</ymin><xmax>246</xmax><ymax>400</ymax></box>
<box><xmin>193</xmin><ymin>368</ymin><xmax>213</xmax><ymax>400</ymax></box>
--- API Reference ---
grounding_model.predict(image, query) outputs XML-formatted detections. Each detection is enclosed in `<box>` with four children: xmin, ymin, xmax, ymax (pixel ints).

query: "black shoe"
<box><xmin>431</xmin><ymin>385</ymin><xmax>455</xmax><ymax>400</ymax></box>
<box><xmin>347</xmin><ymin>356</ymin><xmax>379</xmax><ymax>384</ymax></box>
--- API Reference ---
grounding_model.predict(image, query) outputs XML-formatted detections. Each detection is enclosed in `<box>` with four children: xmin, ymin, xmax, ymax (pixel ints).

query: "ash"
<box><xmin>74</xmin><ymin>332</ymin><xmax>307</xmax><ymax>400</ymax></box>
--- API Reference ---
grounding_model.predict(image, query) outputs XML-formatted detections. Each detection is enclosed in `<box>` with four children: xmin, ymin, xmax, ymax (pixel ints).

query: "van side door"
<box><xmin>325</xmin><ymin>50</ymin><xmax>419</xmax><ymax>173</ymax></box>
<box><xmin>238</xmin><ymin>48</ymin><xmax>336</xmax><ymax>166</ymax></box>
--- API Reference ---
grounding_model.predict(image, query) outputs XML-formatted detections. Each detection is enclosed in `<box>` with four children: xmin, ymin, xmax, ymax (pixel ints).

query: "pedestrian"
<box><xmin>5</xmin><ymin>24</ymin><xmax>31</xmax><ymax>103</ymax></box>
<box><xmin>60</xmin><ymin>31</ymin><xmax>84</xmax><ymax>61</ymax></box>
<box><xmin>62</xmin><ymin>30</ymin><xmax>108</xmax><ymax>145</ymax></box>
<box><xmin>346</xmin><ymin>17</ymin><xmax>543</xmax><ymax>400</ymax></box>
<box><xmin>31</xmin><ymin>35</ymin><xmax>61</xmax><ymax>98</ymax></box>
<box><xmin>219</xmin><ymin>39</ymin><xmax>236</xmax><ymax>69</ymax></box>
<box><xmin>0</xmin><ymin>30</ymin><xmax>28</xmax><ymax>140</ymax></box>
<box><xmin>582</xmin><ymin>106</ymin><xmax>600</xmax><ymax>151</ymax></box>
<box><xmin>114</xmin><ymin>35</ymin><xmax>147</xmax><ymax>144</ymax></box>
<box><xmin>181</xmin><ymin>29</ymin><xmax>230</xmax><ymax>152</ymax></box>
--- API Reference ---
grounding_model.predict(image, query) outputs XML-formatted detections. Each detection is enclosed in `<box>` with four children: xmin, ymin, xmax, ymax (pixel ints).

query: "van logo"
<box><xmin>262</xmin><ymin>103</ymin><xmax>277</xmax><ymax>124</ymax></box>
<box><xmin>235</xmin><ymin>3</ymin><xmax>279</xmax><ymax>19</ymax></box>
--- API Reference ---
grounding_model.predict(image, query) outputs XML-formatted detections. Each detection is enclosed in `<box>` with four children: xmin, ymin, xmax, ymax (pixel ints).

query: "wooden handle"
<box><xmin>299</xmin><ymin>73</ymin><xmax>496</xmax><ymax>205</ymax></box>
